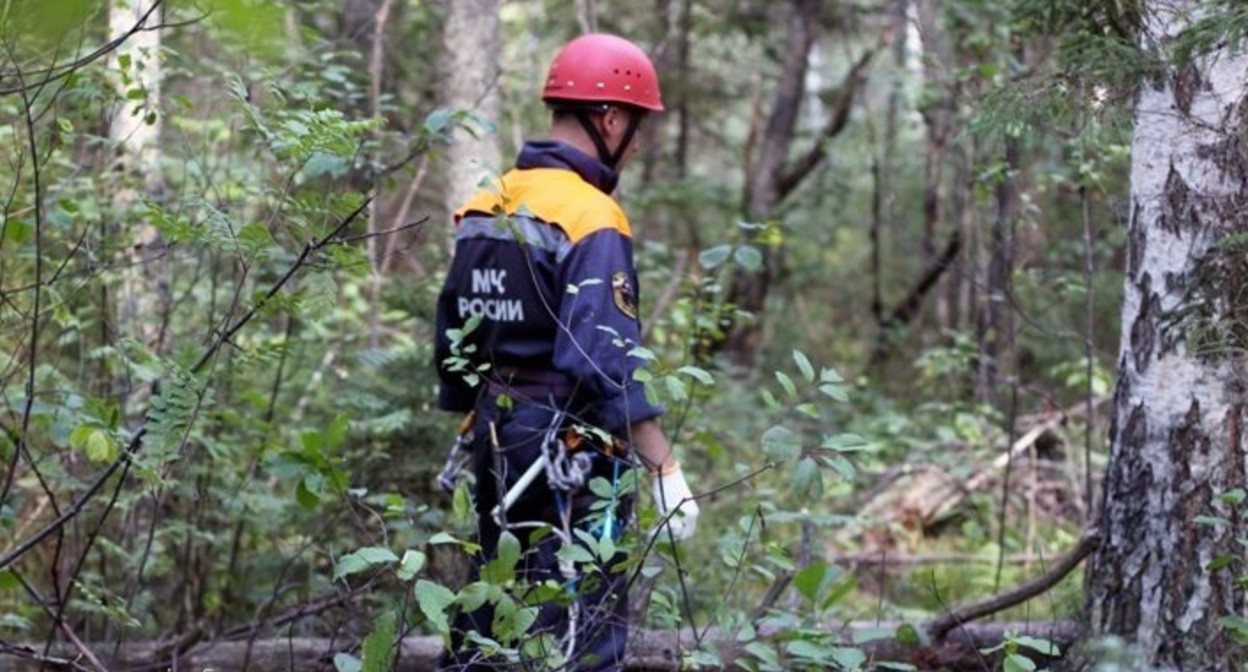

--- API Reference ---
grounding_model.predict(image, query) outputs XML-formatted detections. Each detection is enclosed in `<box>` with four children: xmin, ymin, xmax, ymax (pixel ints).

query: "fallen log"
<box><xmin>839</xmin><ymin>396</ymin><xmax>1110</xmax><ymax>553</ymax></box>
<box><xmin>2</xmin><ymin>621</ymin><xmax>1082</xmax><ymax>672</ymax></box>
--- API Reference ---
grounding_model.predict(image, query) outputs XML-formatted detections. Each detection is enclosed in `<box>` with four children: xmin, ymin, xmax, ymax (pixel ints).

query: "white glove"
<box><xmin>651</xmin><ymin>465</ymin><xmax>699</xmax><ymax>541</ymax></box>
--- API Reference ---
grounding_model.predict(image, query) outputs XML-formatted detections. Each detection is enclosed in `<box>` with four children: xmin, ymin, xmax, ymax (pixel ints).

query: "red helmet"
<box><xmin>542</xmin><ymin>34</ymin><xmax>664</xmax><ymax>112</ymax></box>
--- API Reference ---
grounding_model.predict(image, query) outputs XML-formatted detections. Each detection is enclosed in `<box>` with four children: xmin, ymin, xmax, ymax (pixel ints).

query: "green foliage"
<box><xmin>0</xmin><ymin>0</ymin><xmax>1139</xmax><ymax>666</ymax></box>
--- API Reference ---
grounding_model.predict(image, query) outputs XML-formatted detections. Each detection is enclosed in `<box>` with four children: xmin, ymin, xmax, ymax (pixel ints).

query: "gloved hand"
<box><xmin>651</xmin><ymin>464</ymin><xmax>699</xmax><ymax>541</ymax></box>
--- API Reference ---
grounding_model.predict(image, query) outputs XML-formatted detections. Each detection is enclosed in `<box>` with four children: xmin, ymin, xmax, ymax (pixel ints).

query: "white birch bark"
<box><xmin>440</xmin><ymin>0</ymin><xmax>501</xmax><ymax>225</ymax></box>
<box><xmin>1087</xmin><ymin>1</ymin><xmax>1248</xmax><ymax>667</ymax></box>
<box><xmin>110</xmin><ymin>0</ymin><xmax>165</xmax><ymax>351</ymax></box>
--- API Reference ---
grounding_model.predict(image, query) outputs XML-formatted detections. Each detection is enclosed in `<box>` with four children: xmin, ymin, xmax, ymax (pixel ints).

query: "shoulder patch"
<box><xmin>612</xmin><ymin>271</ymin><xmax>638</xmax><ymax>319</ymax></box>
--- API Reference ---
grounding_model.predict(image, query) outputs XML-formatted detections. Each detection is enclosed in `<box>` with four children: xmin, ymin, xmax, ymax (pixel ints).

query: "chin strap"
<box><xmin>573</xmin><ymin>107</ymin><xmax>644</xmax><ymax>169</ymax></box>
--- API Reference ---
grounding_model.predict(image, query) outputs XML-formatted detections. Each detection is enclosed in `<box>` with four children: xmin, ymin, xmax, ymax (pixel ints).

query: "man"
<box><xmin>434</xmin><ymin>33</ymin><xmax>699</xmax><ymax>671</ymax></box>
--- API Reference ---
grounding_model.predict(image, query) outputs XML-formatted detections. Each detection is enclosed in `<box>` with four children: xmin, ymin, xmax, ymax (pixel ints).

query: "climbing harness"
<box><xmin>484</xmin><ymin>409</ymin><xmax>632</xmax><ymax>663</ymax></box>
<box><xmin>436</xmin><ymin>410</ymin><xmax>476</xmax><ymax>494</ymax></box>
<box><xmin>489</xmin><ymin>410</ymin><xmax>593</xmax><ymax>526</ymax></box>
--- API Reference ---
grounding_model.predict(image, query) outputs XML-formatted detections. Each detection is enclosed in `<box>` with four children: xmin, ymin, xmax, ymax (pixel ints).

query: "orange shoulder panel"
<box><xmin>454</xmin><ymin>168</ymin><xmax>631</xmax><ymax>242</ymax></box>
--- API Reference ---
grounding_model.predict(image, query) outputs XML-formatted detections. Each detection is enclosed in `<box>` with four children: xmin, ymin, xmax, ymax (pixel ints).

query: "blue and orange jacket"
<box><xmin>434</xmin><ymin>141</ymin><xmax>663</xmax><ymax>433</ymax></box>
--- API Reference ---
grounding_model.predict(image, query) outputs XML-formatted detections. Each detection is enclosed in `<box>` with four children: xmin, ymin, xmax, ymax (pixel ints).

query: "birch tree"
<box><xmin>110</xmin><ymin>0</ymin><xmax>165</xmax><ymax>352</ymax></box>
<box><xmin>439</xmin><ymin>0</ymin><xmax>500</xmax><ymax>221</ymax></box>
<box><xmin>1086</xmin><ymin>2</ymin><xmax>1248</xmax><ymax>667</ymax></box>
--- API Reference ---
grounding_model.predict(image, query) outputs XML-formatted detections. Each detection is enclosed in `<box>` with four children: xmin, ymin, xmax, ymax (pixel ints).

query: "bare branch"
<box><xmin>775</xmin><ymin>45</ymin><xmax>879</xmax><ymax>201</ymax></box>
<box><xmin>0</xmin><ymin>197</ymin><xmax>373</xmax><ymax>572</ymax></box>
<box><xmin>927</xmin><ymin>528</ymin><xmax>1102</xmax><ymax>640</ymax></box>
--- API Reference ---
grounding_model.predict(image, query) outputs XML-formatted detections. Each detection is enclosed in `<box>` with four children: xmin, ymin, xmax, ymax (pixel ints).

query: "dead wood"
<box><xmin>839</xmin><ymin>396</ymin><xmax>1110</xmax><ymax>552</ymax></box>
<box><xmin>4</xmin><ymin>621</ymin><xmax>1082</xmax><ymax>672</ymax></box>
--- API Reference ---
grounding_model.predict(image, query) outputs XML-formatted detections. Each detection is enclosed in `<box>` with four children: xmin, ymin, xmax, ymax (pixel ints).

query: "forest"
<box><xmin>2</xmin><ymin>0</ymin><xmax>1248</xmax><ymax>670</ymax></box>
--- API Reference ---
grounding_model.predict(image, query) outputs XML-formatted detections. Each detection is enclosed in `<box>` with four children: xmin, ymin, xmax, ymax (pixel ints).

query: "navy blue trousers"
<box><xmin>440</xmin><ymin>397</ymin><xmax>633</xmax><ymax>672</ymax></box>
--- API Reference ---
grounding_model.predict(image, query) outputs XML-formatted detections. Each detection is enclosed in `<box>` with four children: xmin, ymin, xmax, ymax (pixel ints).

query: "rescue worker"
<box><xmin>434</xmin><ymin>33</ymin><xmax>699</xmax><ymax>671</ymax></box>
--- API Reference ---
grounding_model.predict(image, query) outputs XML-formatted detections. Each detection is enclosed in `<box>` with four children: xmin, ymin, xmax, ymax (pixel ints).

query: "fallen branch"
<box><xmin>7</xmin><ymin>621</ymin><xmax>1083</xmax><ymax>672</ymax></box>
<box><xmin>926</xmin><ymin>528</ymin><xmax>1101</xmax><ymax>640</ymax></box>
<box><xmin>843</xmin><ymin>395</ymin><xmax>1111</xmax><ymax>548</ymax></box>
<box><xmin>868</xmin><ymin>228</ymin><xmax>962</xmax><ymax>366</ymax></box>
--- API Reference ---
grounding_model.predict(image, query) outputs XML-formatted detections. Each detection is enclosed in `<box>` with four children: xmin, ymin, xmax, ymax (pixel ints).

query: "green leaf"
<box><xmin>237</xmin><ymin>220</ymin><xmax>275</xmax><ymax>255</ymax></box>
<box><xmin>333</xmin><ymin>653</ymin><xmax>362</xmax><ymax>672</ymax></box>
<box><xmin>825</xmin><ymin>455</ymin><xmax>856</xmax><ymax>480</ymax></box>
<box><xmin>821</xmin><ymin>574</ymin><xmax>857</xmax><ymax>610</ymax></box>
<box><xmin>326</xmin><ymin>413</ymin><xmax>349</xmax><ymax>451</ymax></box>
<box><xmin>822</xmin><ymin>433</ymin><xmax>868</xmax><ymax>452</ymax></box>
<box><xmin>1003</xmin><ymin>653</ymin><xmax>1037</xmax><ymax>672</ymax></box>
<box><xmin>831</xmin><ymin>647</ymin><xmax>868</xmax><ymax>671</ymax></box>
<box><xmin>774</xmin><ymin>371</ymin><xmax>797</xmax><ymax>399</ymax></box>
<box><xmin>761</xmin><ymin>426</ymin><xmax>802</xmax><ymax>462</ymax></box>
<box><xmin>664</xmin><ymin>375</ymin><xmax>689</xmax><ymax>403</ymax></box>
<box><xmin>455</xmin><ymin>581</ymin><xmax>494</xmax><ymax>612</ymax></box>
<box><xmin>397</xmin><ymin>550</ymin><xmax>427</xmax><ymax>582</ymax></box>
<box><xmin>819</xmin><ymin>383</ymin><xmax>849</xmax><ymax>402</ymax></box>
<box><xmin>3</xmin><ymin>218</ymin><xmax>32</xmax><ymax>245</ymax></box>
<box><xmin>416</xmin><ymin>580</ymin><xmax>457</xmax><ymax>635</ymax></box>
<box><xmin>85</xmin><ymin>430</ymin><xmax>117</xmax><ymax>463</ymax></box>
<box><xmin>424</xmin><ymin>108</ymin><xmax>454</xmax><ymax>135</ymax></box>
<box><xmin>295</xmin><ymin>478</ymin><xmax>320</xmax><ymax>509</ymax></box>
<box><xmin>786</xmin><ymin>639</ymin><xmax>836</xmax><ymax>661</ymax></box>
<box><xmin>429</xmin><ymin>532</ymin><xmax>461</xmax><ymax>545</ymax></box>
<box><xmin>734</xmin><ymin>245</ymin><xmax>763</xmax><ymax>271</ymax></box>
<box><xmin>556</xmin><ymin>543</ymin><xmax>594</xmax><ymax>566</ymax></box>
<box><xmin>0</xmin><ymin>569</ymin><xmax>18</xmax><ymax>591</ymax></box>
<box><xmin>334</xmin><ymin>547</ymin><xmax>399</xmax><ymax>581</ymax></box>
<box><xmin>698</xmin><ymin>244</ymin><xmax>732</xmax><ymax>269</ymax></box>
<box><xmin>1220</xmin><ymin>488</ymin><xmax>1247</xmax><ymax>506</ymax></box>
<box><xmin>361</xmin><ymin>612</ymin><xmax>396</xmax><ymax>672</ymax></box>
<box><xmin>894</xmin><ymin>622</ymin><xmax>925</xmax><ymax>648</ymax></box>
<box><xmin>1010</xmin><ymin>635</ymin><xmax>1061</xmax><ymax>656</ymax></box>
<box><xmin>793</xmin><ymin>456</ymin><xmax>824</xmax><ymax>501</ymax></box>
<box><xmin>71</xmin><ymin>426</ymin><xmax>117</xmax><ymax>464</ymax></box>
<box><xmin>744</xmin><ymin>641</ymin><xmax>780</xmax><ymax>668</ymax></box>
<box><xmin>677</xmin><ymin>365</ymin><xmax>715</xmax><ymax>385</ymax></box>
<box><xmin>497</xmin><ymin>531</ymin><xmax>521</xmax><ymax>572</ymax></box>
<box><xmin>792</xmin><ymin>350</ymin><xmax>815</xmax><ymax>382</ymax></box>
<box><xmin>793</xmin><ymin>562</ymin><xmax>828</xmax><ymax>602</ymax></box>
<box><xmin>1222</xmin><ymin>615</ymin><xmax>1248</xmax><ymax>644</ymax></box>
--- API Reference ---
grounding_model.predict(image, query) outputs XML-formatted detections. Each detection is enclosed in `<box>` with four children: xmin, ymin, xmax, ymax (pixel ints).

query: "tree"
<box><xmin>110</xmin><ymin>0</ymin><xmax>166</xmax><ymax>357</ymax></box>
<box><xmin>1085</xmin><ymin>2</ymin><xmax>1248</xmax><ymax>667</ymax></box>
<box><xmin>723</xmin><ymin>0</ymin><xmax>874</xmax><ymax>367</ymax></box>
<box><xmin>439</xmin><ymin>0</ymin><xmax>500</xmax><ymax>224</ymax></box>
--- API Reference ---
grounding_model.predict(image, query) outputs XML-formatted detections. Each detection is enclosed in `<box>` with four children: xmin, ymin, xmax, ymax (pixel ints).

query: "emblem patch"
<box><xmin>612</xmin><ymin>271</ymin><xmax>638</xmax><ymax>319</ymax></box>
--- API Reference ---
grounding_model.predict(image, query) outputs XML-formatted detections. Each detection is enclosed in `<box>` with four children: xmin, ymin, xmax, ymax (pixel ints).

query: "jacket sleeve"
<box><xmin>552</xmin><ymin>228</ymin><xmax>664</xmax><ymax>433</ymax></box>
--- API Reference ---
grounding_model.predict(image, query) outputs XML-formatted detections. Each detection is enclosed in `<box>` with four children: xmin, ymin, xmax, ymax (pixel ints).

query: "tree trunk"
<box><xmin>975</xmin><ymin>136</ymin><xmax>1018</xmax><ymax>405</ymax></box>
<box><xmin>724</xmin><ymin>0</ymin><xmax>821</xmax><ymax>367</ymax></box>
<box><xmin>440</xmin><ymin>0</ymin><xmax>501</xmax><ymax>225</ymax></box>
<box><xmin>110</xmin><ymin>0</ymin><xmax>166</xmax><ymax>355</ymax></box>
<box><xmin>722</xmin><ymin>0</ymin><xmax>875</xmax><ymax>368</ymax></box>
<box><xmin>1086</xmin><ymin>2</ymin><xmax>1248</xmax><ymax>668</ymax></box>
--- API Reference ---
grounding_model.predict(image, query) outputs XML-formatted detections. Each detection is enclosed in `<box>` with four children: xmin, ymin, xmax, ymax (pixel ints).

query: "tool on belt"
<box><xmin>490</xmin><ymin>411</ymin><xmax>593</xmax><ymax>527</ymax></box>
<box><xmin>436</xmin><ymin>410</ymin><xmax>476</xmax><ymax>494</ymax></box>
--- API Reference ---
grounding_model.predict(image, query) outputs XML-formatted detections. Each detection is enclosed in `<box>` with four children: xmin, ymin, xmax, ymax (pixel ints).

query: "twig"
<box><xmin>0</xmin><ymin>198</ymin><xmax>372</xmax><ymax>572</ymax></box>
<box><xmin>926</xmin><ymin>528</ymin><xmax>1101</xmax><ymax>640</ymax></box>
<box><xmin>0</xmin><ymin>643</ymin><xmax>92</xmax><ymax>672</ymax></box>
<box><xmin>0</xmin><ymin>0</ymin><xmax>169</xmax><ymax>96</ymax></box>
